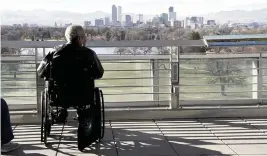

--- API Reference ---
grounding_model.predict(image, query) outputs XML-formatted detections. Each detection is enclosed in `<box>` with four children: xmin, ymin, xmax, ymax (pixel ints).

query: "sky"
<box><xmin>1</xmin><ymin>0</ymin><xmax>267</xmax><ymax>16</ymax></box>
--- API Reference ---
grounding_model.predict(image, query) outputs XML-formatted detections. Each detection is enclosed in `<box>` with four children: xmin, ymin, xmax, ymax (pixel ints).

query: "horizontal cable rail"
<box><xmin>2</xmin><ymin>84</ymin><xmax>172</xmax><ymax>89</ymax></box>
<box><xmin>1</xmin><ymin>50</ymin><xmax>172</xmax><ymax>109</ymax></box>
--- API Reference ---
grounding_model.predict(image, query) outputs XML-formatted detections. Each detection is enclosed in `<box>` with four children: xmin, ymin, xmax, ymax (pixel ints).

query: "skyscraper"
<box><xmin>118</xmin><ymin>6</ymin><xmax>122</xmax><ymax>23</ymax></box>
<box><xmin>138</xmin><ymin>14</ymin><xmax>144</xmax><ymax>23</ymax></box>
<box><xmin>112</xmin><ymin>5</ymin><xmax>117</xmax><ymax>25</ymax></box>
<box><xmin>169</xmin><ymin>12</ymin><xmax>177</xmax><ymax>21</ymax></box>
<box><xmin>169</xmin><ymin>7</ymin><xmax>174</xmax><ymax>13</ymax></box>
<box><xmin>104</xmin><ymin>17</ymin><xmax>110</xmax><ymax>26</ymax></box>
<box><xmin>95</xmin><ymin>18</ymin><xmax>104</xmax><ymax>27</ymax></box>
<box><xmin>169</xmin><ymin>6</ymin><xmax>176</xmax><ymax>21</ymax></box>
<box><xmin>161</xmin><ymin>13</ymin><xmax>168</xmax><ymax>25</ymax></box>
<box><xmin>125</xmin><ymin>15</ymin><xmax>132</xmax><ymax>27</ymax></box>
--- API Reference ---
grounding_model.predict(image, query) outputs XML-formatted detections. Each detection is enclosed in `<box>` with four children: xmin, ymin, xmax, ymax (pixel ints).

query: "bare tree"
<box><xmin>206</xmin><ymin>57</ymin><xmax>247</xmax><ymax>96</ymax></box>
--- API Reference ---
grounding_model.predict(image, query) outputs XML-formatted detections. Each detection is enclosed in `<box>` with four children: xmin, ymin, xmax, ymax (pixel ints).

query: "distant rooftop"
<box><xmin>203</xmin><ymin>34</ymin><xmax>267</xmax><ymax>40</ymax></box>
<box><xmin>203</xmin><ymin>34</ymin><xmax>267</xmax><ymax>47</ymax></box>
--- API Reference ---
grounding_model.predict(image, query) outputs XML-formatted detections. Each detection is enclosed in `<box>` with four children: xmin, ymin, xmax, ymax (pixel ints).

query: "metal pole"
<box><xmin>35</xmin><ymin>48</ymin><xmax>40</xmax><ymax>113</ymax></box>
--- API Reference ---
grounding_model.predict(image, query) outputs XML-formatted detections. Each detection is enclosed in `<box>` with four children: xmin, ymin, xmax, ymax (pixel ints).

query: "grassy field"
<box><xmin>2</xmin><ymin>58</ymin><xmax>266</xmax><ymax>107</ymax></box>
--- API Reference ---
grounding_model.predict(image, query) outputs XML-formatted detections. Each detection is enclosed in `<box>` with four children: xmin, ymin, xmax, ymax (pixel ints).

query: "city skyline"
<box><xmin>1</xmin><ymin>0</ymin><xmax>267</xmax><ymax>16</ymax></box>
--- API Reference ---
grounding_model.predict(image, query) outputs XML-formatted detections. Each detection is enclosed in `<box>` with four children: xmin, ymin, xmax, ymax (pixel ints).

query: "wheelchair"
<box><xmin>40</xmin><ymin>77</ymin><xmax>105</xmax><ymax>147</ymax></box>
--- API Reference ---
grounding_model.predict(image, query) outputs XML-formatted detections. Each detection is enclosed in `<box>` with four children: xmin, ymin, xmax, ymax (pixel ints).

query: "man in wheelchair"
<box><xmin>37</xmin><ymin>25</ymin><xmax>104</xmax><ymax>151</ymax></box>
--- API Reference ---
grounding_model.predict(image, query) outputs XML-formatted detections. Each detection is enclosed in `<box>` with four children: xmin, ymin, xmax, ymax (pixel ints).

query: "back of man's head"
<box><xmin>65</xmin><ymin>25</ymin><xmax>85</xmax><ymax>44</ymax></box>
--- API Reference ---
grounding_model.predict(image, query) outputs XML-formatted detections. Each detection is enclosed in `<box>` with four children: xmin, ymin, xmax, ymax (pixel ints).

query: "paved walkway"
<box><xmin>3</xmin><ymin>118</ymin><xmax>267</xmax><ymax>156</ymax></box>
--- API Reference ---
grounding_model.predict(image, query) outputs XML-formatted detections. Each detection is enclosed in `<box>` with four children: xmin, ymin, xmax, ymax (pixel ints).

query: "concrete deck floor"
<box><xmin>3</xmin><ymin>118</ymin><xmax>267</xmax><ymax>156</ymax></box>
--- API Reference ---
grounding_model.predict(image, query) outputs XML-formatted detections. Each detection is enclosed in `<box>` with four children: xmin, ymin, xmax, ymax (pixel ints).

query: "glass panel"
<box><xmin>1</xmin><ymin>48</ymin><xmax>37</xmax><ymax>109</ymax></box>
<box><xmin>180</xmin><ymin>57</ymin><xmax>255</xmax><ymax>101</ymax></box>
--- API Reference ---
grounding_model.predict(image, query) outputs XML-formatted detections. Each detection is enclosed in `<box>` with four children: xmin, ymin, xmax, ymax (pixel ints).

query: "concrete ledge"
<box><xmin>11</xmin><ymin>107</ymin><xmax>267</xmax><ymax>124</ymax></box>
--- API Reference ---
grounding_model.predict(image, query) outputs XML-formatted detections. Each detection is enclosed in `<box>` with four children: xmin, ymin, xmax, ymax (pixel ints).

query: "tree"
<box><xmin>204</xmin><ymin>27</ymin><xmax>247</xmax><ymax>96</ymax></box>
<box><xmin>114</xmin><ymin>29</ymin><xmax>153</xmax><ymax>55</ymax></box>
<box><xmin>187</xmin><ymin>31</ymin><xmax>207</xmax><ymax>53</ymax></box>
<box><xmin>205</xmin><ymin>57</ymin><xmax>247</xmax><ymax>96</ymax></box>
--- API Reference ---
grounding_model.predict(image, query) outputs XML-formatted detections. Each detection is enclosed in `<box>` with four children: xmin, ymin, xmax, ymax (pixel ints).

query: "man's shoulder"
<box><xmin>81</xmin><ymin>47</ymin><xmax>95</xmax><ymax>52</ymax></box>
<box><xmin>80</xmin><ymin>47</ymin><xmax>97</xmax><ymax>56</ymax></box>
<box><xmin>53</xmin><ymin>44</ymin><xmax>67</xmax><ymax>52</ymax></box>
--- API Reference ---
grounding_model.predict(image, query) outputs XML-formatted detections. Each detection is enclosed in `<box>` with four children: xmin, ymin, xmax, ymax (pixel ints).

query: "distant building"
<box><xmin>169</xmin><ymin>6</ymin><xmax>176</xmax><ymax>21</ymax></box>
<box><xmin>84</xmin><ymin>21</ymin><xmax>91</xmax><ymax>27</ymax></box>
<box><xmin>198</xmin><ymin>17</ymin><xmax>204</xmax><ymax>25</ymax></box>
<box><xmin>95</xmin><ymin>18</ymin><xmax>104</xmax><ymax>27</ymax></box>
<box><xmin>184</xmin><ymin>16</ymin><xmax>205</xmax><ymax>28</ymax></box>
<box><xmin>30</xmin><ymin>24</ymin><xmax>39</xmax><ymax>27</ymax></box>
<box><xmin>13</xmin><ymin>24</ymin><xmax>22</xmax><ymax>28</ymax></box>
<box><xmin>169</xmin><ymin>6</ymin><xmax>174</xmax><ymax>13</ymax></box>
<box><xmin>173</xmin><ymin>20</ymin><xmax>183</xmax><ymax>27</ymax></box>
<box><xmin>118</xmin><ymin>6</ymin><xmax>122</xmax><ymax>23</ymax></box>
<box><xmin>160</xmin><ymin>13</ymin><xmax>168</xmax><ymax>25</ymax></box>
<box><xmin>190</xmin><ymin>23</ymin><xmax>197</xmax><ymax>29</ymax></box>
<box><xmin>54</xmin><ymin>22</ymin><xmax>58</xmax><ymax>27</ymax></box>
<box><xmin>138</xmin><ymin>14</ymin><xmax>144</xmax><ymax>23</ymax></box>
<box><xmin>207</xmin><ymin>20</ymin><xmax>216</xmax><ymax>25</ymax></box>
<box><xmin>152</xmin><ymin>16</ymin><xmax>161</xmax><ymax>26</ymax></box>
<box><xmin>104</xmin><ymin>17</ymin><xmax>110</xmax><ymax>26</ymax></box>
<box><xmin>23</xmin><ymin>23</ymin><xmax>29</xmax><ymax>27</ymax></box>
<box><xmin>112</xmin><ymin>5</ymin><xmax>117</xmax><ymax>25</ymax></box>
<box><xmin>190</xmin><ymin>16</ymin><xmax>198</xmax><ymax>23</ymax></box>
<box><xmin>185</xmin><ymin>17</ymin><xmax>190</xmax><ymax>27</ymax></box>
<box><xmin>64</xmin><ymin>23</ymin><xmax>72</xmax><ymax>28</ymax></box>
<box><xmin>125</xmin><ymin>15</ymin><xmax>133</xmax><ymax>27</ymax></box>
<box><xmin>169</xmin><ymin>12</ymin><xmax>177</xmax><ymax>21</ymax></box>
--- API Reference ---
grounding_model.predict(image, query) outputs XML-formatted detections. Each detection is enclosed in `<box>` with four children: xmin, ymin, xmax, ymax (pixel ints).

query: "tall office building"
<box><xmin>112</xmin><ymin>5</ymin><xmax>117</xmax><ymax>25</ymax></box>
<box><xmin>198</xmin><ymin>17</ymin><xmax>204</xmax><ymax>25</ymax></box>
<box><xmin>207</xmin><ymin>20</ymin><xmax>216</xmax><ymax>25</ymax></box>
<box><xmin>138</xmin><ymin>14</ymin><xmax>144</xmax><ymax>23</ymax></box>
<box><xmin>169</xmin><ymin>12</ymin><xmax>177</xmax><ymax>21</ymax></box>
<box><xmin>161</xmin><ymin>13</ymin><xmax>168</xmax><ymax>25</ymax></box>
<box><xmin>185</xmin><ymin>17</ymin><xmax>191</xmax><ymax>27</ymax></box>
<box><xmin>118</xmin><ymin>6</ymin><xmax>122</xmax><ymax>23</ymax></box>
<box><xmin>125</xmin><ymin>15</ymin><xmax>132</xmax><ymax>26</ymax></box>
<box><xmin>95</xmin><ymin>18</ymin><xmax>104</xmax><ymax>27</ymax></box>
<box><xmin>169</xmin><ymin>6</ymin><xmax>174</xmax><ymax>13</ymax></box>
<box><xmin>104</xmin><ymin>17</ymin><xmax>110</xmax><ymax>26</ymax></box>
<box><xmin>169</xmin><ymin>6</ymin><xmax>176</xmax><ymax>21</ymax></box>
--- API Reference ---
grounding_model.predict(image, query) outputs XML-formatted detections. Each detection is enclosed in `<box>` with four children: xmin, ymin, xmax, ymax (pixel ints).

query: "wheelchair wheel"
<box><xmin>95</xmin><ymin>88</ymin><xmax>105</xmax><ymax>140</ymax></box>
<box><xmin>42</xmin><ymin>89</ymin><xmax>52</xmax><ymax>145</ymax></box>
<box><xmin>41</xmin><ymin>91</ymin><xmax>45</xmax><ymax>142</ymax></box>
<box><xmin>99</xmin><ymin>89</ymin><xmax>105</xmax><ymax>139</ymax></box>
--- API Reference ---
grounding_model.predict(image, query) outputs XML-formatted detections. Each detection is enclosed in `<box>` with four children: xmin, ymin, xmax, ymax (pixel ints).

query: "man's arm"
<box><xmin>92</xmin><ymin>51</ymin><xmax>104</xmax><ymax>79</ymax></box>
<box><xmin>37</xmin><ymin>51</ymin><xmax>53</xmax><ymax>78</ymax></box>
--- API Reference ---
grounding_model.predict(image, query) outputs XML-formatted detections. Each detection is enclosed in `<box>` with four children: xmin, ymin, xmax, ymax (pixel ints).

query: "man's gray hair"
<box><xmin>65</xmin><ymin>25</ymin><xmax>85</xmax><ymax>43</ymax></box>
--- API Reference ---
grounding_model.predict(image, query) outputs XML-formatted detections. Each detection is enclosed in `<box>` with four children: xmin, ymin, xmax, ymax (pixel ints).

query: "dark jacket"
<box><xmin>37</xmin><ymin>43</ymin><xmax>104</xmax><ymax>105</ymax></box>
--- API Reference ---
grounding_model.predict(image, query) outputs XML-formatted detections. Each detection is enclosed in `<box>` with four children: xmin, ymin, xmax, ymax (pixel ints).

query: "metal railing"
<box><xmin>1</xmin><ymin>40</ymin><xmax>267</xmax><ymax>113</ymax></box>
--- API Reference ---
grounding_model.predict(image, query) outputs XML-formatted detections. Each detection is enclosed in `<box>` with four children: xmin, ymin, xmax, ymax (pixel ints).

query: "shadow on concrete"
<box><xmin>5</xmin><ymin>118</ymin><xmax>267</xmax><ymax>156</ymax></box>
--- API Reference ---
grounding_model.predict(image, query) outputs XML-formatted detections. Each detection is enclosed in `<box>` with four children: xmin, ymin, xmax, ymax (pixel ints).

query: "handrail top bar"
<box><xmin>1</xmin><ymin>40</ymin><xmax>205</xmax><ymax>48</ymax></box>
<box><xmin>180</xmin><ymin>53</ymin><xmax>261</xmax><ymax>59</ymax></box>
<box><xmin>1</xmin><ymin>55</ymin><xmax>170</xmax><ymax>61</ymax></box>
<box><xmin>2</xmin><ymin>53</ymin><xmax>267</xmax><ymax>62</ymax></box>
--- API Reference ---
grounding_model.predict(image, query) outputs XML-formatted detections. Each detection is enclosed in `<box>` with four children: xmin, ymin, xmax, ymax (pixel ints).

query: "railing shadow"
<box><xmin>5</xmin><ymin>118</ymin><xmax>267</xmax><ymax>156</ymax></box>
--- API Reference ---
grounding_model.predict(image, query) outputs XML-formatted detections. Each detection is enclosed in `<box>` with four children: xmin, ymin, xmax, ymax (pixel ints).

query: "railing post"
<box><xmin>258</xmin><ymin>54</ymin><xmax>263</xmax><ymax>104</ymax></box>
<box><xmin>36</xmin><ymin>48</ymin><xmax>45</xmax><ymax>114</ymax></box>
<box><xmin>252</xmin><ymin>55</ymin><xmax>262</xmax><ymax>102</ymax></box>
<box><xmin>151</xmin><ymin>59</ymin><xmax>160</xmax><ymax>106</ymax></box>
<box><xmin>170</xmin><ymin>46</ymin><xmax>180</xmax><ymax>109</ymax></box>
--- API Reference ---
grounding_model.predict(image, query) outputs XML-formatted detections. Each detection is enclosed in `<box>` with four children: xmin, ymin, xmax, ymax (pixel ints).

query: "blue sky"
<box><xmin>1</xmin><ymin>0</ymin><xmax>267</xmax><ymax>16</ymax></box>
